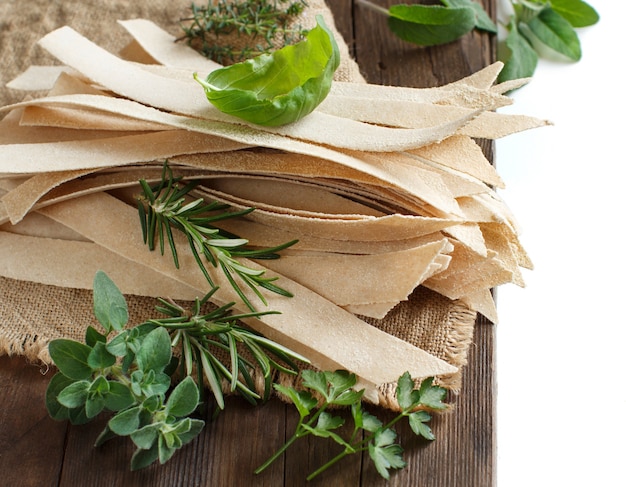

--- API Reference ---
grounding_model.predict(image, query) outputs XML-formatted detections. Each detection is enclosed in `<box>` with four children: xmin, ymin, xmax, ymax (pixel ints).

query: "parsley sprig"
<box><xmin>137</xmin><ymin>162</ymin><xmax>297</xmax><ymax>311</ymax></box>
<box><xmin>255</xmin><ymin>369</ymin><xmax>448</xmax><ymax>480</ymax></box>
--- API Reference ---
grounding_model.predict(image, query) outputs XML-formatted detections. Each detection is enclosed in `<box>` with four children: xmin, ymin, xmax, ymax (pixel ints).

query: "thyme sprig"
<box><xmin>137</xmin><ymin>162</ymin><xmax>298</xmax><ymax>311</ymax></box>
<box><xmin>147</xmin><ymin>288</ymin><xmax>310</xmax><ymax>409</ymax></box>
<box><xmin>180</xmin><ymin>0</ymin><xmax>309</xmax><ymax>64</ymax></box>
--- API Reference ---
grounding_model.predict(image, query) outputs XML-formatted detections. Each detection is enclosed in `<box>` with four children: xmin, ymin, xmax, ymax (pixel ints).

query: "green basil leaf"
<box><xmin>498</xmin><ymin>21</ymin><xmax>539</xmax><ymax>82</ymax></box>
<box><xmin>440</xmin><ymin>0</ymin><xmax>497</xmax><ymax>33</ymax></box>
<box><xmin>48</xmin><ymin>338</ymin><xmax>93</xmax><ymax>380</ymax></box>
<box><xmin>525</xmin><ymin>7</ymin><xmax>582</xmax><ymax>61</ymax></box>
<box><xmin>195</xmin><ymin>15</ymin><xmax>339</xmax><ymax>127</ymax></box>
<box><xmin>549</xmin><ymin>0</ymin><xmax>600</xmax><ymax>28</ymax></box>
<box><xmin>93</xmin><ymin>270</ymin><xmax>129</xmax><ymax>333</ymax></box>
<box><xmin>387</xmin><ymin>4</ymin><xmax>476</xmax><ymax>46</ymax></box>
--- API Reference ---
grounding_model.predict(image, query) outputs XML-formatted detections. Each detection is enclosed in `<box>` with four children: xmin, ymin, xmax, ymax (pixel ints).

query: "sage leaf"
<box><xmin>525</xmin><ymin>7</ymin><xmax>582</xmax><ymax>61</ymax></box>
<box><xmin>498</xmin><ymin>21</ymin><xmax>538</xmax><ymax>82</ymax></box>
<box><xmin>549</xmin><ymin>0</ymin><xmax>599</xmax><ymax>28</ymax></box>
<box><xmin>93</xmin><ymin>270</ymin><xmax>129</xmax><ymax>333</ymax></box>
<box><xmin>48</xmin><ymin>339</ymin><xmax>93</xmax><ymax>380</ymax></box>
<box><xmin>195</xmin><ymin>15</ymin><xmax>339</xmax><ymax>126</ymax></box>
<box><xmin>387</xmin><ymin>4</ymin><xmax>476</xmax><ymax>46</ymax></box>
<box><xmin>441</xmin><ymin>0</ymin><xmax>497</xmax><ymax>33</ymax></box>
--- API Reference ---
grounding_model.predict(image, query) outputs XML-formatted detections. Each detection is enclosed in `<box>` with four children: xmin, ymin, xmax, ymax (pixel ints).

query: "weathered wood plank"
<box><xmin>0</xmin><ymin>355</ymin><xmax>67</xmax><ymax>487</ymax></box>
<box><xmin>0</xmin><ymin>1</ymin><xmax>497</xmax><ymax>485</ymax></box>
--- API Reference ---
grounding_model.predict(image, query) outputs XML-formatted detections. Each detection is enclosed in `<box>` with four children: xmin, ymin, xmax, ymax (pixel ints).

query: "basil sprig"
<box><xmin>194</xmin><ymin>14</ymin><xmax>339</xmax><ymax>126</ymax></box>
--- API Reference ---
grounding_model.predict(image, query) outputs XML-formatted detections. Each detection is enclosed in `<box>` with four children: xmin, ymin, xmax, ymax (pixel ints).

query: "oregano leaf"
<box><xmin>57</xmin><ymin>380</ymin><xmax>90</xmax><ymax>409</ymax></box>
<box><xmin>165</xmin><ymin>376</ymin><xmax>200</xmax><ymax>418</ymax></box>
<box><xmin>93</xmin><ymin>270</ymin><xmax>129</xmax><ymax>333</ymax></box>
<box><xmin>48</xmin><ymin>339</ymin><xmax>93</xmax><ymax>381</ymax></box>
<box><xmin>87</xmin><ymin>341</ymin><xmax>116</xmax><ymax>370</ymax></box>
<box><xmin>135</xmin><ymin>327</ymin><xmax>172</xmax><ymax>374</ymax></box>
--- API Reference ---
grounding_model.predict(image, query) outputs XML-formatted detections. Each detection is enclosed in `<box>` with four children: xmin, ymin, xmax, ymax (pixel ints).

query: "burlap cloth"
<box><xmin>0</xmin><ymin>0</ymin><xmax>477</xmax><ymax>407</ymax></box>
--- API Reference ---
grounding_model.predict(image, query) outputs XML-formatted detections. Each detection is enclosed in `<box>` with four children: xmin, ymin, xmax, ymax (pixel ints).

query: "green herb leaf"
<box><xmin>368</xmin><ymin>428</ymin><xmax>406</xmax><ymax>480</ymax></box>
<box><xmin>274</xmin><ymin>384</ymin><xmax>317</xmax><ymax>418</ymax></box>
<box><xmin>93</xmin><ymin>270</ymin><xmax>129</xmax><ymax>333</ymax></box>
<box><xmin>109</xmin><ymin>405</ymin><xmax>143</xmax><ymax>436</ymax></box>
<box><xmin>195</xmin><ymin>15</ymin><xmax>339</xmax><ymax>126</ymax></box>
<box><xmin>498</xmin><ymin>21</ymin><xmax>539</xmax><ymax>82</ymax></box>
<box><xmin>177</xmin><ymin>418</ymin><xmax>205</xmax><ymax>445</ymax></box>
<box><xmin>165</xmin><ymin>376</ymin><xmax>200</xmax><ymax>418</ymax></box>
<box><xmin>131</xmin><ymin>444</ymin><xmax>160</xmax><ymax>471</ymax></box>
<box><xmin>48</xmin><ymin>339</ymin><xmax>93</xmax><ymax>381</ymax></box>
<box><xmin>408</xmin><ymin>410</ymin><xmax>435</xmax><ymax>440</ymax></box>
<box><xmin>105</xmin><ymin>381</ymin><xmax>136</xmax><ymax>411</ymax></box>
<box><xmin>45</xmin><ymin>373</ymin><xmax>74</xmax><ymax>420</ymax></box>
<box><xmin>396</xmin><ymin>371</ymin><xmax>419</xmax><ymax>410</ymax></box>
<box><xmin>85</xmin><ymin>326</ymin><xmax>107</xmax><ymax>347</ymax></box>
<box><xmin>417</xmin><ymin>377</ymin><xmax>447</xmax><ymax>410</ymax></box>
<box><xmin>525</xmin><ymin>7</ymin><xmax>582</xmax><ymax>61</ymax></box>
<box><xmin>57</xmin><ymin>380</ymin><xmax>90</xmax><ymax>409</ymax></box>
<box><xmin>441</xmin><ymin>0</ymin><xmax>497</xmax><ymax>33</ymax></box>
<box><xmin>87</xmin><ymin>341</ymin><xmax>116</xmax><ymax>370</ymax></box>
<box><xmin>387</xmin><ymin>4</ymin><xmax>476</xmax><ymax>47</ymax></box>
<box><xmin>135</xmin><ymin>327</ymin><xmax>172</xmax><ymax>374</ymax></box>
<box><xmin>549</xmin><ymin>0</ymin><xmax>599</xmax><ymax>28</ymax></box>
<box><xmin>130</xmin><ymin>423</ymin><xmax>161</xmax><ymax>450</ymax></box>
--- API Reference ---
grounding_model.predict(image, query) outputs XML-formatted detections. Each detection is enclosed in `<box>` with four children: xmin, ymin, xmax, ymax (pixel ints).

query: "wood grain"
<box><xmin>0</xmin><ymin>1</ymin><xmax>497</xmax><ymax>485</ymax></box>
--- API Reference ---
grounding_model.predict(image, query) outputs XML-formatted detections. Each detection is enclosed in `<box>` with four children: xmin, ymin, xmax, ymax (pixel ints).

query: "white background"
<box><xmin>495</xmin><ymin>1</ymin><xmax>626</xmax><ymax>485</ymax></box>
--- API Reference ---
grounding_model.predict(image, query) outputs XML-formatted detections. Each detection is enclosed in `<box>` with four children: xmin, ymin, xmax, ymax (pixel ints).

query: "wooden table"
<box><xmin>0</xmin><ymin>2</ymin><xmax>496</xmax><ymax>485</ymax></box>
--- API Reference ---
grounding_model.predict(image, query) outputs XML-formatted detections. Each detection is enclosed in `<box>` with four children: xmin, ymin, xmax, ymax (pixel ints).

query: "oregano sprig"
<box><xmin>137</xmin><ymin>162</ymin><xmax>297</xmax><ymax>311</ymax></box>
<box><xmin>45</xmin><ymin>271</ymin><xmax>205</xmax><ymax>470</ymax></box>
<box><xmin>255</xmin><ymin>369</ymin><xmax>448</xmax><ymax>481</ymax></box>
<box><xmin>45</xmin><ymin>270</ymin><xmax>309</xmax><ymax>470</ymax></box>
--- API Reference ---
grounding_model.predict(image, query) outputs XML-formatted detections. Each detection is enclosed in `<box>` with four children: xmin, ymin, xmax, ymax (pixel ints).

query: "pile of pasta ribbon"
<box><xmin>0</xmin><ymin>19</ymin><xmax>547</xmax><ymax>402</ymax></box>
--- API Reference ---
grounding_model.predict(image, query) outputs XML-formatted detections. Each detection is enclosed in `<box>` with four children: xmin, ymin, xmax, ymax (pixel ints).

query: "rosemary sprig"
<box><xmin>179</xmin><ymin>0</ymin><xmax>309</xmax><ymax>64</ymax></box>
<box><xmin>147</xmin><ymin>288</ymin><xmax>310</xmax><ymax>409</ymax></box>
<box><xmin>137</xmin><ymin>162</ymin><xmax>298</xmax><ymax>311</ymax></box>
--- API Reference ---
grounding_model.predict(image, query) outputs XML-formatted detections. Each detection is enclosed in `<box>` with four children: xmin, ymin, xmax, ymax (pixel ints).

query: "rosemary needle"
<box><xmin>137</xmin><ymin>162</ymin><xmax>298</xmax><ymax>311</ymax></box>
